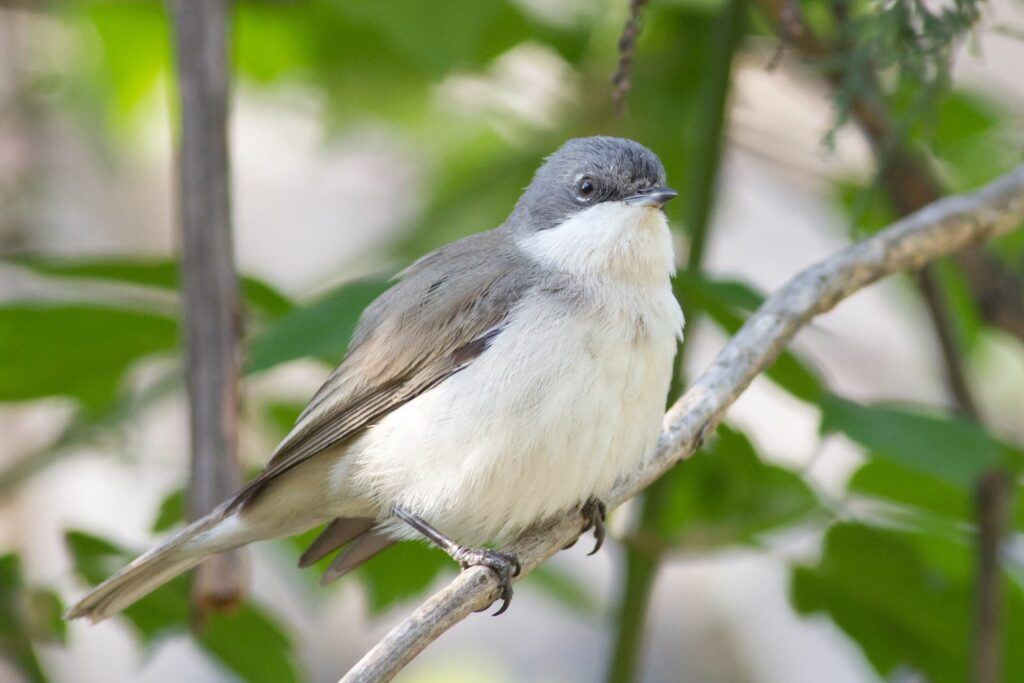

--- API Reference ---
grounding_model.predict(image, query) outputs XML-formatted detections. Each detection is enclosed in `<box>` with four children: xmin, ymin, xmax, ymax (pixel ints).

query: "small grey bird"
<box><xmin>66</xmin><ymin>136</ymin><xmax>683</xmax><ymax>620</ymax></box>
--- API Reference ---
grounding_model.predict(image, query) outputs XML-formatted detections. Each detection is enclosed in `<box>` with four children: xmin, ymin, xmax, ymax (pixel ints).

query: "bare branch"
<box><xmin>339</xmin><ymin>166</ymin><xmax>1024</xmax><ymax>683</ymax></box>
<box><xmin>169</xmin><ymin>0</ymin><xmax>246</xmax><ymax>616</ymax></box>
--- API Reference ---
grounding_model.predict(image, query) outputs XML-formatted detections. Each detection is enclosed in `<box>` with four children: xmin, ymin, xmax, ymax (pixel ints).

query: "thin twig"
<box><xmin>169</xmin><ymin>0</ymin><xmax>246</xmax><ymax>617</ymax></box>
<box><xmin>915</xmin><ymin>266</ymin><xmax>980</xmax><ymax>418</ymax></box>
<box><xmin>339</xmin><ymin>166</ymin><xmax>1024</xmax><ymax>683</ymax></box>
<box><xmin>972</xmin><ymin>470</ymin><xmax>1014</xmax><ymax>683</ymax></box>
<box><xmin>765</xmin><ymin>0</ymin><xmax>802</xmax><ymax>71</ymax></box>
<box><xmin>611</xmin><ymin>0</ymin><xmax>651</xmax><ymax>116</ymax></box>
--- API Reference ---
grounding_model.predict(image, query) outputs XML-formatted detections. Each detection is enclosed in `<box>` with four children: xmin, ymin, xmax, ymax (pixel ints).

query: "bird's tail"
<box><xmin>64</xmin><ymin>505</ymin><xmax>246</xmax><ymax>623</ymax></box>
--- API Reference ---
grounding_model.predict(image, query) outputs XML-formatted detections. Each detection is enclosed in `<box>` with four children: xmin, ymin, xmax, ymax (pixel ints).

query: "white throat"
<box><xmin>517</xmin><ymin>202</ymin><xmax>676</xmax><ymax>283</ymax></box>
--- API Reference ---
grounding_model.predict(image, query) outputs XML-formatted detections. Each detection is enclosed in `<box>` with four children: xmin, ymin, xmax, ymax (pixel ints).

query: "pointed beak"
<box><xmin>623</xmin><ymin>186</ymin><xmax>678</xmax><ymax>208</ymax></box>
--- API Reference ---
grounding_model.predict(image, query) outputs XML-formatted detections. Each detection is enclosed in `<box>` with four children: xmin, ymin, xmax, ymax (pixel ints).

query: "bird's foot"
<box><xmin>580</xmin><ymin>496</ymin><xmax>607</xmax><ymax>555</ymax></box>
<box><xmin>452</xmin><ymin>546</ymin><xmax>521</xmax><ymax>616</ymax></box>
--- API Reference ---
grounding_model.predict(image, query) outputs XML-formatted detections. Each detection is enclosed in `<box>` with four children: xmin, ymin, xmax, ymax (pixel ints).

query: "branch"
<box><xmin>339</xmin><ymin>165</ymin><xmax>1024</xmax><ymax>683</ymax></box>
<box><xmin>169</xmin><ymin>0</ymin><xmax>245</xmax><ymax>616</ymax></box>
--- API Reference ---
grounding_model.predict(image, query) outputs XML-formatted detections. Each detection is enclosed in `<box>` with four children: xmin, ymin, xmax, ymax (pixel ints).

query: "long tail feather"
<box><xmin>65</xmin><ymin>509</ymin><xmax>237</xmax><ymax>623</ymax></box>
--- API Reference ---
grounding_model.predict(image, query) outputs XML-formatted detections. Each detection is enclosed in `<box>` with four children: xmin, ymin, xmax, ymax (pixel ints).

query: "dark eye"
<box><xmin>575</xmin><ymin>176</ymin><xmax>596</xmax><ymax>201</ymax></box>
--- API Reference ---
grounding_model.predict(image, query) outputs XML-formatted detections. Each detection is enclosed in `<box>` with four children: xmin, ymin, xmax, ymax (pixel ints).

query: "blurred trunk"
<box><xmin>169</xmin><ymin>0</ymin><xmax>246</xmax><ymax>620</ymax></box>
<box><xmin>0</xmin><ymin>10</ymin><xmax>41</xmax><ymax>251</ymax></box>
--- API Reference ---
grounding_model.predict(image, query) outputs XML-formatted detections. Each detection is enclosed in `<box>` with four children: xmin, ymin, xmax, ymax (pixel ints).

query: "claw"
<box><xmin>581</xmin><ymin>497</ymin><xmax>607</xmax><ymax>556</ymax></box>
<box><xmin>452</xmin><ymin>546</ymin><xmax>520</xmax><ymax>616</ymax></box>
<box><xmin>492</xmin><ymin>584</ymin><xmax>513</xmax><ymax>616</ymax></box>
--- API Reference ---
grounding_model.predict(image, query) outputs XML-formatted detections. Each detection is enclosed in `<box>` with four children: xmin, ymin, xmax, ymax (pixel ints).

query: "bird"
<box><xmin>65</xmin><ymin>135</ymin><xmax>684</xmax><ymax>621</ymax></box>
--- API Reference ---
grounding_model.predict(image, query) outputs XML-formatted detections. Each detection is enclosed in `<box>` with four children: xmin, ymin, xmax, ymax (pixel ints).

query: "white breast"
<box><xmin>343</xmin><ymin>204</ymin><xmax>684</xmax><ymax>545</ymax></box>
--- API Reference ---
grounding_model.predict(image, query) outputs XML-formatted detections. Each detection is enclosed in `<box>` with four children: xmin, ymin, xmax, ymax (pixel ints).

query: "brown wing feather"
<box><xmin>227</xmin><ymin>230</ymin><xmax>535</xmax><ymax>511</ymax></box>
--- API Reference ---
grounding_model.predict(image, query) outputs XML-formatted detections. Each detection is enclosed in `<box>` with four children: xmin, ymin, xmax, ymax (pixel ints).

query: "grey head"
<box><xmin>503</xmin><ymin>136</ymin><xmax>676</xmax><ymax>234</ymax></box>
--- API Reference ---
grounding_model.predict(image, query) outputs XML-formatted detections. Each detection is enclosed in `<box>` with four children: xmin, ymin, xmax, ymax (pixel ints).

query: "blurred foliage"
<box><xmin>0</xmin><ymin>555</ymin><xmax>65</xmax><ymax>683</ymax></box>
<box><xmin>0</xmin><ymin>305</ymin><xmax>176</xmax><ymax>414</ymax></box>
<box><xmin>653</xmin><ymin>425</ymin><xmax>820</xmax><ymax>547</ymax></box>
<box><xmin>65</xmin><ymin>531</ymin><xmax>302</xmax><ymax>682</ymax></box>
<box><xmin>821</xmin><ymin>396</ymin><xmax>1017</xmax><ymax>489</ymax></box>
<box><xmin>18</xmin><ymin>257</ymin><xmax>294</xmax><ymax>319</ymax></box>
<box><xmin>673</xmin><ymin>272</ymin><xmax>825</xmax><ymax>402</ymax></box>
<box><xmin>0</xmin><ymin>0</ymin><xmax>1022</xmax><ymax>681</ymax></box>
<box><xmin>247</xmin><ymin>279</ymin><xmax>390</xmax><ymax>373</ymax></box>
<box><xmin>793</xmin><ymin>522</ymin><xmax>1024</xmax><ymax>683</ymax></box>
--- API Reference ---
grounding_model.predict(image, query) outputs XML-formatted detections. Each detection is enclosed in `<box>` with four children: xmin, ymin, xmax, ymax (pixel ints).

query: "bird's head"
<box><xmin>507</xmin><ymin>136</ymin><xmax>675</xmax><ymax>233</ymax></box>
<box><xmin>507</xmin><ymin>137</ymin><xmax>677</xmax><ymax>281</ymax></box>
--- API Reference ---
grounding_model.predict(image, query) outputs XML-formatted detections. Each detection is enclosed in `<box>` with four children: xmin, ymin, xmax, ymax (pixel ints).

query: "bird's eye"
<box><xmin>575</xmin><ymin>176</ymin><xmax>596</xmax><ymax>201</ymax></box>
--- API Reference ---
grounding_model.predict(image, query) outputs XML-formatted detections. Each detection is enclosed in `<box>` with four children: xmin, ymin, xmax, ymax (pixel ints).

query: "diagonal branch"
<box><xmin>339</xmin><ymin>165</ymin><xmax>1024</xmax><ymax>683</ymax></box>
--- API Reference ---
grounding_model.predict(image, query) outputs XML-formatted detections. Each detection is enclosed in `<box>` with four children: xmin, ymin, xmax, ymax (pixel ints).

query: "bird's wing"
<box><xmin>229</xmin><ymin>232</ymin><xmax>531</xmax><ymax>510</ymax></box>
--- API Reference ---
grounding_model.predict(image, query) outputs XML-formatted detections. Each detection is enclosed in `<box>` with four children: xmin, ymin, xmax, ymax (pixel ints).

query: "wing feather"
<box><xmin>228</xmin><ymin>231</ymin><xmax>532</xmax><ymax>510</ymax></box>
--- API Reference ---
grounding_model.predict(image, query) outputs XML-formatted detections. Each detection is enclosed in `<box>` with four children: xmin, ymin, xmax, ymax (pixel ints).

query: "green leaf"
<box><xmin>791</xmin><ymin>523</ymin><xmax>1024</xmax><ymax>683</ymax></box>
<box><xmin>655</xmin><ymin>425</ymin><xmax>819</xmax><ymax>546</ymax></box>
<box><xmin>931</xmin><ymin>91</ymin><xmax>1001</xmax><ymax>153</ymax></box>
<box><xmin>288</xmin><ymin>526</ymin><xmax>449</xmax><ymax>615</ymax></box>
<box><xmin>152</xmin><ymin>488</ymin><xmax>185</xmax><ymax>533</ymax></box>
<box><xmin>833</xmin><ymin>180</ymin><xmax>895</xmax><ymax>236</ymax></box>
<box><xmin>357</xmin><ymin>541</ymin><xmax>450</xmax><ymax>615</ymax></box>
<box><xmin>334</xmin><ymin>0</ymin><xmax>534</xmax><ymax>79</ymax></box>
<box><xmin>849</xmin><ymin>459</ymin><xmax>971</xmax><ymax>521</ymax></box>
<box><xmin>247</xmin><ymin>279</ymin><xmax>391</xmax><ymax>373</ymax></box>
<box><xmin>0</xmin><ymin>305</ymin><xmax>178</xmax><ymax>413</ymax></box>
<box><xmin>15</xmin><ymin>257</ymin><xmax>294</xmax><ymax>319</ymax></box>
<box><xmin>16</xmin><ymin>258</ymin><xmax>182</xmax><ymax>289</ymax></box>
<box><xmin>199</xmin><ymin>604</ymin><xmax>301</xmax><ymax>683</ymax></box>
<box><xmin>849</xmin><ymin>459</ymin><xmax>1024</xmax><ymax>531</ymax></box>
<box><xmin>672</xmin><ymin>273</ymin><xmax>825</xmax><ymax>402</ymax></box>
<box><xmin>933</xmin><ymin>259</ymin><xmax>984</xmax><ymax>352</ymax></box>
<box><xmin>820</xmin><ymin>396</ymin><xmax>1008</xmax><ymax>488</ymax></box>
<box><xmin>263</xmin><ymin>402</ymin><xmax>305</xmax><ymax>437</ymax></box>
<box><xmin>232</xmin><ymin>0</ymin><xmax>589</xmax><ymax>123</ymax></box>
<box><xmin>0</xmin><ymin>553</ymin><xmax>57</xmax><ymax>683</ymax></box>
<box><xmin>930</xmin><ymin>90</ymin><xmax>1021</xmax><ymax>190</ymax></box>
<box><xmin>82</xmin><ymin>1</ymin><xmax>170</xmax><ymax>122</ymax></box>
<box><xmin>25</xmin><ymin>588</ymin><xmax>67</xmax><ymax>645</ymax></box>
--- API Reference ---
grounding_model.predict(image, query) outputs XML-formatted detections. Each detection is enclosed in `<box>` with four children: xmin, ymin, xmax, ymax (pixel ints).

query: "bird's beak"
<box><xmin>623</xmin><ymin>186</ymin><xmax>678</xmax><ymax>208</ymax></box>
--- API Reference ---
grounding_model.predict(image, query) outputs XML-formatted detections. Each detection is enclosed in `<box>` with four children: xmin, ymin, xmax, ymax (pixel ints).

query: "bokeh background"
<box><xmin>1</xmin><ymin>1</ymin><xmax>1023</xmax><ymax>682</ymax></box>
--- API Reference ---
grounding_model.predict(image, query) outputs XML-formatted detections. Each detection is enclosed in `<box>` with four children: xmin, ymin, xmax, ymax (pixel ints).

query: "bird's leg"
<box><xmin>579</xmin><ymin>496</ymin><xmax>607</xmax><ymax>555</ymax></box>
<box><xmin>392</xmin><ymin>506</ymin><xmax>521</xmax><ymax>616</ymax></box>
